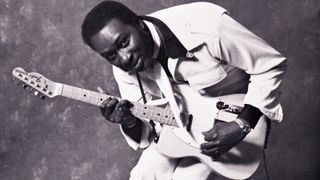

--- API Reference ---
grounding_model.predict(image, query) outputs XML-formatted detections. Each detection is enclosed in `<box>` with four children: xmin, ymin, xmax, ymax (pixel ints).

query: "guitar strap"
<box><xmin>136</xmin><ymin>63</ymin><xmax>198</xmax><ymax>147</ymax></box>
<box><xmin>135</xmin><ymin>65</ymin><xmax>184</xmax><ymax>129</ymax></box>
<box><xmin>136</xmin><ymin>72</ymin><xmax>160</xmax><ymax>142</ymax></box>
<box><xmin>135</xmin><ymin>72</ymin><xmax>147</xmax><ymax>104</ymax></box>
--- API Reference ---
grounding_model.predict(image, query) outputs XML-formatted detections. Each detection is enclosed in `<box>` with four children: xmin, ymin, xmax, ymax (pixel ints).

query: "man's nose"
<box><xmin>118</xmin><ymin>51</ymin><xmax>132</xmax><ymax>66</ymax></box>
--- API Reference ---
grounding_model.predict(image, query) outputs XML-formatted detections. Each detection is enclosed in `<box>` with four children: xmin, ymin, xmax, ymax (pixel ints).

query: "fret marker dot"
<box><xmin>100</xmin><ymin>98</ymin><xmax>103</xmax><ymax>101</ymax></box>
<box><xmin>157</xmin><ymin>113</ymin><xmax>160</xmax><ymax>116</ymax></box>
<box><xmin>83</xmin><ymin>94</ymin><xmax>86</xmax><ymax>97</ymax></box>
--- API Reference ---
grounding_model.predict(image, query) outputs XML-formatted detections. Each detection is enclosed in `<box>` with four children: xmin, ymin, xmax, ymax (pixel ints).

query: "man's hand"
<box><xmin>98</xmin><ymin>87</ymin><xmax>136</xmax><ymax>128</ymax></box>
<box><xmin>200</xmin><ymin>119</ymin><xmax>250</xmax><ymax>160</ymax></box>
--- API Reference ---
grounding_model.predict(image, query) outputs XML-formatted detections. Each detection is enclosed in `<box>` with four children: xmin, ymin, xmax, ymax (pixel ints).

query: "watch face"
<box><xmin>242</xmin><ymin>125</ymin><xmax>251</xmax><ymax>133</ymax></box>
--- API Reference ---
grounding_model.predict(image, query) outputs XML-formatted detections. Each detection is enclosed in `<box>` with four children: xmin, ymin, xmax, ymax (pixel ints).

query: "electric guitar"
<box><xmin>12</xmin><ymin>67</ymin><xmax>267</xmax><ymax>180</ymax></box>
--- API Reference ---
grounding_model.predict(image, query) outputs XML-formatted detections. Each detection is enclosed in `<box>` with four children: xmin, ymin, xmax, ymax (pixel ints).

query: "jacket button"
<box><xmin>186</xmin><ymin>51</ymin><xmax>194</xmax><ymax>58</ymax></box>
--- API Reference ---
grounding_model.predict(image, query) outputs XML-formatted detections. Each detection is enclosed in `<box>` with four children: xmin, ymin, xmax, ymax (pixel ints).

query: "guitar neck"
<box><xmin>60</xmin><ymin>84</ymin><xmax>178</xmax><ymax>127</ymax></box>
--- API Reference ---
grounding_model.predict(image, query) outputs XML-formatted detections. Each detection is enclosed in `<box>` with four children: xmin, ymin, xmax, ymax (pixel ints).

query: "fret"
<box><xmin>62</xmin><ymin>84</ymin><xmax>107</xmax><ymax>106</ymax></box>
<box><xmin>81</xmin><ymin>89</ymin><xmax>90</xmax><ymax>103</ymax></box>
<box><xmin>88</xmin><ymin>93</ymin><xmax>99</xmax><ymax>105</ymax></box>
<box><xmin>97</xmin><ymin>93</ymin><xmax>108</xmax><ymax>106</ymax></box>
<box><xmin>60</xmin><ymin>83</ymin><xmax>179</xmax><ymax>127</ymax></box>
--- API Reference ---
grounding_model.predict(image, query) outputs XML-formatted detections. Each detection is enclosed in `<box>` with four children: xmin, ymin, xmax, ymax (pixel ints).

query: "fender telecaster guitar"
<box><xmin>12</xmin><ymin>67</ymin><xmax>267</xmax><ymax>180</ymax></box>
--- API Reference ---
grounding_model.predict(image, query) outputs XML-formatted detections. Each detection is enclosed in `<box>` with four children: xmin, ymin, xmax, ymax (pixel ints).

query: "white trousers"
<box><xmin>129</xmin><ymin>142</ymin><xmax>218</xmax><ymax>180</ymax></box>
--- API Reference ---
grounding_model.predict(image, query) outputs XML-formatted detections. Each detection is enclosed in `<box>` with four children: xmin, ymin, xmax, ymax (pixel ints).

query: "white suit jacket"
<box><xmin>112</xmin><ymin>2</ymin><xmax>287</xmax><ymax>149</ymax></box>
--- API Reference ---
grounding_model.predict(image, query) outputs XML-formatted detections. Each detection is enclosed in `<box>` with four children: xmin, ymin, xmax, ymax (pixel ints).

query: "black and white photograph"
<box><xmin>1</xmin><ymin>0</ymin><xmax>319</xmax><ymax>179</ymax></box>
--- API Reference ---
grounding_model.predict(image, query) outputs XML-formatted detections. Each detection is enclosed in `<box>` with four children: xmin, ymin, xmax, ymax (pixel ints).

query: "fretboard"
<box><xmin>60</xmin><ymin>84</ymin><xmax>178</xmax><ymax>127</ymax></box>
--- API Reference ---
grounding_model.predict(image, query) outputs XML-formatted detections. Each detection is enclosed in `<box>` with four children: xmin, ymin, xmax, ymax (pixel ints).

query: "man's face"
<box><xmin>90</xmin><ymin>18</ymin><xmax>154</xmax><ymax>72</ymax></box>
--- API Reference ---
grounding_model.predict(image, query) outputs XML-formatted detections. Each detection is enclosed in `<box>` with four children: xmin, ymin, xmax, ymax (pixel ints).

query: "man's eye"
<box><xmin>103</xmin><ymin>53</ymin><xmax>117</xmax><ymax>61</ymax></box>
<box><xmin>120</xmin><ymin>38</ymin><xmax>129</xmax><ymax>48</ymax></box>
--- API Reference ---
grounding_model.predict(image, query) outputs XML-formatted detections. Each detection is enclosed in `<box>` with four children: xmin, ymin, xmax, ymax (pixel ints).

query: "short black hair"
<box><xmin>81</xmin><ymin>0</ymin><xmax>139</xmax><ymax>48</ymax></box>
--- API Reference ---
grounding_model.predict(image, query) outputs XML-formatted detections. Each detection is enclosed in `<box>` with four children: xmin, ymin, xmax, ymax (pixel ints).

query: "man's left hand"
<box><xmin>200</xmin><ymin>119</ymin><xmax>249</xmax><ymax>160</ymax></box>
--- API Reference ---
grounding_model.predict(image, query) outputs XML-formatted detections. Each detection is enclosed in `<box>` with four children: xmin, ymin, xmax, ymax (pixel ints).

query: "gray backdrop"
<box><xmin>1</xmin><ymin>0</ymin><xmax>319</xmax><ymax>179</ymax></box>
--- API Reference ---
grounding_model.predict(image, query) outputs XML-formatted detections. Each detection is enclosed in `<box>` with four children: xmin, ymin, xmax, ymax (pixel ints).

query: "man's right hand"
<box><xmin>97</xmin><ymin>87</ymin><xmax>142</xmax><ymax>142</ymax></box>
<box><xmin>100</xmin><ymin>98</ymin><xmax>137</xmax><ymax>128</ymax></box>
<box><xmin>97</xmin><ymin>87</ymin><xmax>137</xmax><ymax>128</ymax></box>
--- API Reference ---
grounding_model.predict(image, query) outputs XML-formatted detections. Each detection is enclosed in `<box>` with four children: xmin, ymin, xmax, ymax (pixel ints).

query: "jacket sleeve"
<box><xmin>113</xmin><ymin>67</ymin><xmax>155</xmax><ymax>150</ymax></box>
<box><xmin>216</xmin><ymin>13</ymin><xmax>287</xmax><ymax>121</ymax></box>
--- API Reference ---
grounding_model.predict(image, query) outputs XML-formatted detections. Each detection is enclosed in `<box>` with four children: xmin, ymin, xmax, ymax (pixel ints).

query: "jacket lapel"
<box><xmin>142</xmin><ymin>16</ymin><xmax>187</xmax><ymax>58</ymax></box>
<box><xmin>142</xmin><ymin>15</ymin><xmax>205</xmax><ymax>55</ymax></box>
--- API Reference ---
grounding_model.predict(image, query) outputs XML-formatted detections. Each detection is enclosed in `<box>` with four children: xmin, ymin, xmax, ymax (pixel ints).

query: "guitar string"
<box><xmin>61</xmin><ymin>84</ymin><xmax>177</xmax><ymax>126</ymax></box>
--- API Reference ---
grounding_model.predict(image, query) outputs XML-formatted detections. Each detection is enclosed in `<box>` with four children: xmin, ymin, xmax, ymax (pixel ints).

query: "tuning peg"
<box><xmin>16</xmin><ymin>80</ymin><xmax>21</xmax><ymax>85</ymax></box>
<box><xmin>40</xmin><ymin>95</ymin><xmax>45</xmax><ymax>100</ymax></box>
<box><xmin>28</xmin><ymin>87</ymin><xmax>33</xmax><ymax>92</ymax></box>
<box><xmin>34</xmin><ymin>91</ymin><xmax>39</xmax><ymax>96</ymax></box>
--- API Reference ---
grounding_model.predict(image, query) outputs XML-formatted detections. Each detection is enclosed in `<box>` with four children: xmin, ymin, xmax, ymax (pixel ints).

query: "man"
<box><xmin>81</xmin><ymin>1</ymin><xmax>286</xmax><ymax>179</ymax></box>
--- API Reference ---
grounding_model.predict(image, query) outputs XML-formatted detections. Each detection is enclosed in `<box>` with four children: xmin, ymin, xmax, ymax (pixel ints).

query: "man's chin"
<box><xmin>118</xmin><ymin>66</ymin><xmax>133</xmax><ymax>73</ymax></box>
<box><xmin>124</xmin><ymin>67</ymin><xmax>143</xmax><ymax>74</ymax></box>
<box><xmin>129</xmin><ymin>68</ymin><xmax>144</xmax><ymax>74</ymax></box>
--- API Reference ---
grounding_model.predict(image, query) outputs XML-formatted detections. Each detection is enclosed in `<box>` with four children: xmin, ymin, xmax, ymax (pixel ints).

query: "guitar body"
<box><xmin>156</xmin><ymin>84</ymin><xmax>267</xmax><ymax>180</ymax></box>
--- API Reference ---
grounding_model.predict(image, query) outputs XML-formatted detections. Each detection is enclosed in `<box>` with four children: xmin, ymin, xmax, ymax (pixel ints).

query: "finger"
<box><xmin>200</xmin><ymin>141</ymin><xmax>221</xmax><ymax>150</ymax></box>
<box><xmin>97</xmin><ymin>86</ymin><xmax>110</xmax><ymax>94</ymax></box>
<box><xmin>113</xmin><ymin>103</ymin><xmax>132</xmax><ymax>123</ymax></box>
<box><xmin>203</xmin><ymin>131</ymin><xmax>219</xmax><ymax>141</ymax></box>
<box><xmin>111</xmin><ymin>106</ymin><xmax>122</xmax><ymax>123</ymax></box>
<box><xmin>107</xmin><ymin>98</ymin><xmax>119</xmax><ymax>107</ymax></box>
<box><xmin>101</xmin><ymin>97</ymin><xmax>112</xmax><ymax>107</ymax></box>
<box><xmin>100</xmin><ymin>97</ymin><xmax>112</xmax><ymax>114</ymax></box>
<box><xmin>118</xmin><ymin>99</ymin><xmax>133</xmax><ymax>108</ymax></box>
<box><xmin>211</xmin><ymin>151</ymin><xmax>222</xmax><ymax>160</ymax></box>
<box><xmin>201</xmin><ymin>148</ymin><xmax>221</xmax><ymax>158</ymax></box>
<box><xmin>101</xmin><ymin>98</ymin><xmax>119</xmax><ymax>119</ymax></box>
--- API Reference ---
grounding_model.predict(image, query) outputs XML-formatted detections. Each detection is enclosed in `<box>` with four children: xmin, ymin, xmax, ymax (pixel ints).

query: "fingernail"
<box><xmin>212</xmin><ymin>133</ymin><xmax>217</xmax><ymax>138</ymax></box>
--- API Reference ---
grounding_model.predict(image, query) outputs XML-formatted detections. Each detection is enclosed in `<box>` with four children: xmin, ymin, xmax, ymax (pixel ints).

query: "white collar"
<box><xmin>143</xmin><ymin>20</ymin><xmax>161</xmax><ymax>59</ymax></box>
<box><xmin>143</xmin><ymin>20</ymin><xmax>182</xmax><ymax>81</ymax></box>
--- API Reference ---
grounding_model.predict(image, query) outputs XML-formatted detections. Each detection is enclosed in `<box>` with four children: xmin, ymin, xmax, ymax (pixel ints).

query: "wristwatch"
<box><xmin>234</xmin><ymin>119</ymin><xmax>251</xmax><ymax>134</ymax></box>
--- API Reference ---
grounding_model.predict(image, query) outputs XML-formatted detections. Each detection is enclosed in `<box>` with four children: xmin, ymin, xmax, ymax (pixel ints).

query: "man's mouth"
<box><xmin>132</xmin><ymin>57</ymin><xmax>143</xmax><ymax>71</ymax></box>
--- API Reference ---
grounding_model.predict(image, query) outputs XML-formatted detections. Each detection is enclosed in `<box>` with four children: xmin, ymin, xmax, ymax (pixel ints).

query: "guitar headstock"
<box><xmin>12</xmin><ymin>67</ymin><xmax>62</xmax><ymax>99</ymax></box>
